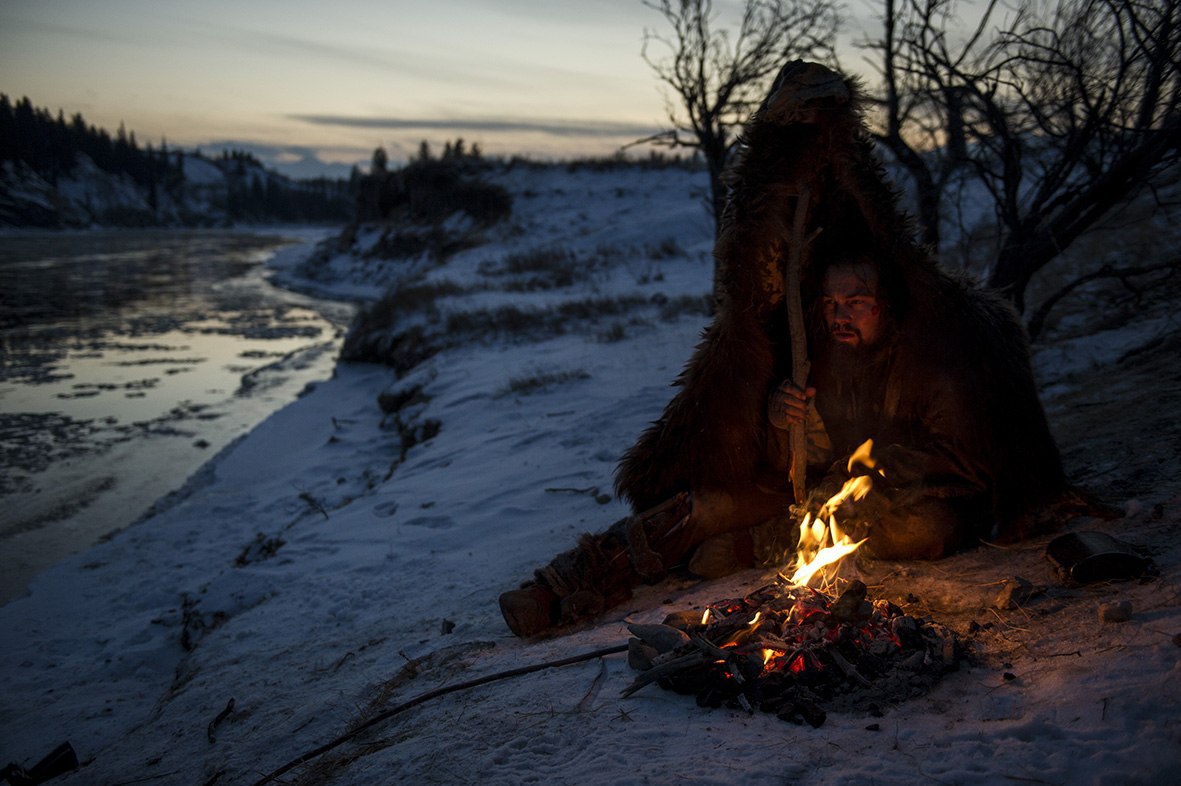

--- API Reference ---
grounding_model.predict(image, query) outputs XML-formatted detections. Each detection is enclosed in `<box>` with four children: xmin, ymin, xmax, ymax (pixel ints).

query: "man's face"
<box><xmin>821</xmin><ymin>261</ymin><xmax>885</xmax><ymax>349</ymax></box>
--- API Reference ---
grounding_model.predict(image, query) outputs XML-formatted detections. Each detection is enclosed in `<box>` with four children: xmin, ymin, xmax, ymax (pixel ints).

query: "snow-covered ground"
<box><xmin>1</xmin><ymin>163</ymin><xmax>1178</xmax><ymax>786</ymax></box>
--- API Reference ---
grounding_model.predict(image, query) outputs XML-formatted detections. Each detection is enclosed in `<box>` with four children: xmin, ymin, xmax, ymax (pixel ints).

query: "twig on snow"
<box><xmin>250</xmin><ymin>643</ymin><xmax>628</xmax><ymax>785</ymax></box>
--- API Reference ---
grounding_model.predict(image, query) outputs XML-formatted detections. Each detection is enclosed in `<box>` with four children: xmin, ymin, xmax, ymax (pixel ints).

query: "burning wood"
<box><xmin>624</xmin><ymin>578</ymin><xmax>957</xmax><ymax>725</ymax></box>
<box><xmin>625</xmin><ymin>444</ymin><xmax>958</xmax><ymax>725</ymax></box>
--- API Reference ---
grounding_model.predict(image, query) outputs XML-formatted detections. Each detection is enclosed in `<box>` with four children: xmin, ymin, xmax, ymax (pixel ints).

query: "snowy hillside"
<box><xmin>0</xmin><ymin>150</ymin><xmax>349</xmax><ymax>228</ymax></box>
<box><xmin>0</xmin><ymin>163</ymin><xmax>1178</xmax><ymax>786</ymax></box>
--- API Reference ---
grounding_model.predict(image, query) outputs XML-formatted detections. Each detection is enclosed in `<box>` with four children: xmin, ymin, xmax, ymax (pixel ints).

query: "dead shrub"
<box><xmin>500</xmin><ymin>369</ymin><xmax>591</xmax><ymax>397</ymax></box>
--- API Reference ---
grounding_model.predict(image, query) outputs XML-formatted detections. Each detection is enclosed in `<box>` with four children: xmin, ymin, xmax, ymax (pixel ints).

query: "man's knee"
<box><xmin>864</xmin><ymin>500</ymin><xmax>976</xmax><ymax>560</ymax></box>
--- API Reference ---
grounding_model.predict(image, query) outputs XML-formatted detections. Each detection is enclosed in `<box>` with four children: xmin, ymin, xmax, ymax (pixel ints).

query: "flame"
<box><xmin>846</xmin><ymin>438</ymin><xmax>879</xmax><ymax>475</ymax></box>
<box><xmin>784</xmin><ymin>439</ymin><xmax>878</xmax><ymax>588</ymax></box>
<box><xmin>787</xmin><ymin>512</ymin><xmax>866</xmax><ymax>587</ymax></box>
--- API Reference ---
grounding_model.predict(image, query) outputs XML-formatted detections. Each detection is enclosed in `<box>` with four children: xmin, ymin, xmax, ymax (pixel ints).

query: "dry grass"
<box><xmin>498</xmin><ymin>368</ymin><xmax>591</xmax><ymax>397</ymax></box>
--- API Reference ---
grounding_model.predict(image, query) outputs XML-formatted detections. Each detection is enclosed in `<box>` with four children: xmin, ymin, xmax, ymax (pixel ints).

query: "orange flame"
<box><xmin>786</xmin><ymin>511</ymin><xmax>865</xmax><ymax>587</ymax></box>
<box><xmin>784</xmin><ymin>439</ymin><xmax>878</xmax><ymax>588</ymax></box>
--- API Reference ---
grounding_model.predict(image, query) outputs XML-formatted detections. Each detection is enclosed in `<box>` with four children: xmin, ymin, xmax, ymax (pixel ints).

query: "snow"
<box><xmin>2</xmin><ymin>164</ymin><xmax>1179</xmax><ymax>786</ymax></box>
<box><xmin>182</xmin><ymin>156</ymin><xmax>227</xmax><ymax>186</ymax></box>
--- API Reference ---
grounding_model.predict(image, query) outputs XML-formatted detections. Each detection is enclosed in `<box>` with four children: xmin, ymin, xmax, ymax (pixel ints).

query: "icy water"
<box><xmin>0</xmin><ymin>229</ymin><xmax>354</xmax><ymax>605</ymax></box>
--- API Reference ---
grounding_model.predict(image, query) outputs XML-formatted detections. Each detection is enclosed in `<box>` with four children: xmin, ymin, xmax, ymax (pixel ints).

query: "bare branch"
<box><xmin>639</xmin><ymin>0</ymin><xmax>841</xmax><ymax>233</ymax></box>
<box><xmin>858</xmin><ymin>0</ymin><xmax>1181</xmax><ymax>312</ymax></box>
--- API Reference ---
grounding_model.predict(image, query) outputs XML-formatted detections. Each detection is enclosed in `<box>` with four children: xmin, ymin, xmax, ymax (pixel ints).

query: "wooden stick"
<box><xmin>786</xmin><ymin>187</ymin><xmax>814</xmax><ymax>504</ymax></box>
<box><xmin>251</xmin><ymin>643</ymin><xmax>628</xmax><ymax>785</ymax></box>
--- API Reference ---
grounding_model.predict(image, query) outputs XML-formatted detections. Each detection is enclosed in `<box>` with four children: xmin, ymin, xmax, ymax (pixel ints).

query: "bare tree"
<box><xmin>861</xmin><ymin>0</ymin><xmax>1181</xmax><ymax>320</ymax></box>
<box><xmin>639</xmin><ymin>0</ymin><xmax>841</xmax><ymax>229</ymax></box>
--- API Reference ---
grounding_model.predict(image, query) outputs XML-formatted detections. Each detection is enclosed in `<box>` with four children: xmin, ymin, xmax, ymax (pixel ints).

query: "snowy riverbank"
<box><xmin>0</xmin><ymin>228</ymin><xmax>349</xmax><ymax>606</ymax></box>
<box><xmin>1</xmin><ymin>164</ymin><xmax>1178</xmax><ymax>785</ymax></box>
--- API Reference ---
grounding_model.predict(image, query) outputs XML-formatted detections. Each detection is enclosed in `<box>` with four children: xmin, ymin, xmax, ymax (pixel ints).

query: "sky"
<box><xmin>0</xmin><ymin>0</ymin><xmax>709</xmax><ymax>178</ymax></box>
<box><xmin>0</xmin><ymin>0</ymin><xmax>885</xmax><ymax>179</ymax></box>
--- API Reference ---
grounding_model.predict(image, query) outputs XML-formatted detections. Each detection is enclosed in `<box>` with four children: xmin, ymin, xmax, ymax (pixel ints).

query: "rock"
<box><xmin>830</xmin><ymin>580</ymin><xmax>870</xmax><ymax>622</ymax></box>
<box><xmin>1097</xmin><ymin>600</ymin><xmax>1133</xmax><ymax>623</ymax></box>
<box><xmin>627</xmin><ymin>638</ymin><xmax>659</xmax><ymax>671</ymax></box>
<box><xmin>627</xmin><ymin>623</ymin><xmax>691</xmax><ymax>653</ymax></box>
<box><xmin>993</xmin><ymin>576</ymin><xmax>1034</xmax><ymax>610</ymax></box>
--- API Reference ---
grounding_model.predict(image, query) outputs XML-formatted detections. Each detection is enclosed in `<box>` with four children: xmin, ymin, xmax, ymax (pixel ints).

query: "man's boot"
<box><xmin>499</xmin><ymin>493</ymin><xmax>690</xmax><ymax>637</ymax></box>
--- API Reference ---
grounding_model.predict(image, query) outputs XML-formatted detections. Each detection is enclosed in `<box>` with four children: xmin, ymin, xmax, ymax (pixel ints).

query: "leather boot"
<box><xmin>499</xmin><ymin>493</ymin><xmax>690</xmax><ymax>637</ymax></box>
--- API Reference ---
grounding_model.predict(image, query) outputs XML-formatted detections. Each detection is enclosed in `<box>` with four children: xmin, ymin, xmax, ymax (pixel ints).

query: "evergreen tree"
<box><xmin>0</xmin><ymin>94</ymin><xmax>352</xmax><ymax>226</ymax></box>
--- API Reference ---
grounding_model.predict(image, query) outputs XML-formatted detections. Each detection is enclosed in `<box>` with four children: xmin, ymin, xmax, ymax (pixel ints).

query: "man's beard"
<box><xmin>826</xmin><ymin>342</ymin><xmax>864</xmax><ymax>377</ymax></box>
<box><xmin>826</xmin><ymin>337</ymin><xmax>872</xmax><ymax>378</ymax></box>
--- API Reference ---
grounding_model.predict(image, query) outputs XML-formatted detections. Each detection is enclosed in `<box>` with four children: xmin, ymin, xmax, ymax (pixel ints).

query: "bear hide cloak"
<box><xmin>613</xmin><ymin>61</ymin><xmax>1066</xmax><ymax>543</ymax></box>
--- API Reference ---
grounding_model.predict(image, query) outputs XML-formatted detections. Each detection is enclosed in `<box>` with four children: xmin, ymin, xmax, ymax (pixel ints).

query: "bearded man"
<box><xmin>770</xmin><ymin>254</ymin><xmax>993</xmax><ymax>560</ymax></box>
<box><xmin>499</xmin><ymin>61</ymin><xmax>1075</xmax><ymax>638</ymax></box>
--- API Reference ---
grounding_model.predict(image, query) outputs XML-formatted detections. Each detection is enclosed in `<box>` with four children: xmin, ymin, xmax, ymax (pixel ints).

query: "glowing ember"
<box><xmin>624</xmin><ymin>441</ymin><xmax>957</xmax><ymax>725</ymax></box>
<box><xmin>625</xmin><ymin>577</ymin><xmax>958</xmax><ymax>725</ymax></box>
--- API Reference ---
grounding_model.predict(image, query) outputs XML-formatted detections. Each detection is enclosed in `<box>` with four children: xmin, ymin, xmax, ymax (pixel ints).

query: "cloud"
<box><xmin>289</xmin><ymin>114</ymin><xmax>660</xmax><ymax>139</ymax></box>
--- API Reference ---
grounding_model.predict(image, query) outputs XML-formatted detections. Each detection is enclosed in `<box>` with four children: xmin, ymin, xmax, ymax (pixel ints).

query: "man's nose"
<box><xmin>832</xmin><ymin>303</ymin><xmax>852</xmax><ymax>322</ymax></box>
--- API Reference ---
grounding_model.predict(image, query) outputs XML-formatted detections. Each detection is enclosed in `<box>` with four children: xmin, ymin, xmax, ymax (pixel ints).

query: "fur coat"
<box><xmin>613</xmin><ymin>61</ymin><xmax>1065</xmax><ymax>542</ymax></box>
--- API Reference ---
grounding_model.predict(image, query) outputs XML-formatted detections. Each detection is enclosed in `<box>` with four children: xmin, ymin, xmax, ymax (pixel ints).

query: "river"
<box><xmin>0</xmin><ymin>229</ymin><xmax>355</xmax><ymax>605</ymax></box>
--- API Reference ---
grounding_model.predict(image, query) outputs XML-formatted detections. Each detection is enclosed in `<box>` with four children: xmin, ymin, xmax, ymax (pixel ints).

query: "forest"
<box><xmin>0</xmin><ymin>94</ymin><xmax>352</xmax><ymax>226</ymax></box>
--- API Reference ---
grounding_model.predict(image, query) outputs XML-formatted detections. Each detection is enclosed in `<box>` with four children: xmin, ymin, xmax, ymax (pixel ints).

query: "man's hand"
<box><xmin>768</xmin><ymin>379</ymin><xmax>815</xmax><ymax>430</ymax></box>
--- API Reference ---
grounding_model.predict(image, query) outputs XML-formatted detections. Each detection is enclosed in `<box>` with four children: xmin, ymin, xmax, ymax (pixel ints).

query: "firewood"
<box><xmin>620</xmin><ymin>651</ymin><xmax>711</xmax><ymax>698</ymax></box>
<box><xmin>252</xmin><ymin>643</ymin><xmax>628</xmax><ymax>785</ymax></box>
<box><xmin>628</xmin><ymin>575</ymin><xmax>961</xmax><ymax>722</ymax></box>
<box><xmin>827</xmin><ymin>649</ymin><xmax>872</xmax><ymax>688</ymax></box>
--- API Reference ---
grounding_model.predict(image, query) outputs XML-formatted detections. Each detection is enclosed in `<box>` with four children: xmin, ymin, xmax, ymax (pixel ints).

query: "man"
<box><xmin>770</xmin><ymin>254</ymin><xmax>994</xmax><ymax>560</ymax></box>
<box><xmin>500</xmin><ymin>61</ymin><xmax>1070</xmax><ymax>638</ymax></box>
<box><xmin>500</xmin><ymin>248</ymin><xmax>1037</xmax><ymax>638</ymax></box>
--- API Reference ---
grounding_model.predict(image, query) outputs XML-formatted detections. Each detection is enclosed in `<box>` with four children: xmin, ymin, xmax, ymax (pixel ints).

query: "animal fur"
<box><xmin>614</xmin><ymin>61</ymin><xmax>1065</xmax><ymax>542</ymax></box>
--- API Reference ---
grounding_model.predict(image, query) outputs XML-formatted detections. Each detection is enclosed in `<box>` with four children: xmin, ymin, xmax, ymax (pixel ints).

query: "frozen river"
<box><xmin>0</xmin><ymin>229</ymin><xmax>353</xmax><ymax>604</ymax></box>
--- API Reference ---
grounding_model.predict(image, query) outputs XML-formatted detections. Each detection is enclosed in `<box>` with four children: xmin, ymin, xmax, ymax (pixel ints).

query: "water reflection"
<box><xmin>0</xmin><ymin>229</ymin><xmax>352</xmax><ymax>604</ymax></box>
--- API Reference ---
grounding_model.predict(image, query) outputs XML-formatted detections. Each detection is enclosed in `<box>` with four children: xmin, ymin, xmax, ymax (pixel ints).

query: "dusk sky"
<box><xmin>0</xmin><ymin>0</ymin><xmax>694</xmax><ymax>177</ymax></box>
<box><xmin>1</xmin><ymin>1</ymin><xmax>885</xmax><ymax>178</ymax></box>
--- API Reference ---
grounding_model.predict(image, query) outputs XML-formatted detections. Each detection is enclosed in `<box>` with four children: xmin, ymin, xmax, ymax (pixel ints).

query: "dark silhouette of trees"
<box><xmin>354</xmin><ymin>139</ymin><xmax>510</xmax><ymax>227</ymax></box>
<box><xmin>346</xmin><ymin>139</ymin><xmax>512</xmax><ymax>261</ymax></box>
<box><xmin>0</xmin><ymin>95</ymin><xmax>180</xmax><ymax>192</ymax></box>
<box><xmin>637</xmin><ymin>0</ymin><xmax>1179</xmax><ymax>329</ymax></box>
<box><xmin>0</xmin><ymin>95</ymin><xmax>352</xmax><ymax>225</ymax></box>
<box><xmin>638</xmin><ymin>0</ymin><xmax>841</xmax><ymax>228</ymax></box>
<box><xmin>861</xmin><ymin>0</ymin><xmax>1181</xmax><ymax>319</ymax></box>
<box><xmin>214</xmin><ymin>148</ymin><xmax>352</xmax><ymax>223</ymax></box>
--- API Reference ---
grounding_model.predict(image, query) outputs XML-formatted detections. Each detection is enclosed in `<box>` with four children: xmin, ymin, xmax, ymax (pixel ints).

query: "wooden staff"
<box><xmin>786</xmin><ymin>186</ymin><xmax>813</xmax><ymax>504</ymax></box>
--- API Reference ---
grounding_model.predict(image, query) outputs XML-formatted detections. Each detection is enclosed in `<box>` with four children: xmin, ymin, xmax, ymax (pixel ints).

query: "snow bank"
<box><xmin>1</xmin><ymin>163</ymin><xmax>1177</xmax><ymax>786</ymax></box>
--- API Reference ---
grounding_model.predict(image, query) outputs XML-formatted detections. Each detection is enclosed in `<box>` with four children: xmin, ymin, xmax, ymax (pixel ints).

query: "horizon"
<box><xmin>1</xmin><ymin>0</ymin><xmax>882</xmax><ymax>180</ymax></box>
<box><xmin>0</xmin><ymin>1</ymin><xmax>680</xmax><ymax>180</ymax></box>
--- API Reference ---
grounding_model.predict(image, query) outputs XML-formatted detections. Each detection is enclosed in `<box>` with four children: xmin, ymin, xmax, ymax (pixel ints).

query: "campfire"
<box><xmin>624</xmin><ymin>441</ymin><xmax>958</xmax><ymax>726</ymax></box>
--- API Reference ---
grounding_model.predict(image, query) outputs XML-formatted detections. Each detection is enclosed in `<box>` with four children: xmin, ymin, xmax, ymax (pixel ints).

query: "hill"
<box><xmin>0</xmin><ymin>95</ymin><xmax>351</xmax><ymax>228</ymax></box>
